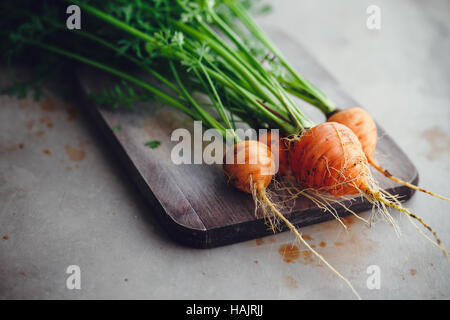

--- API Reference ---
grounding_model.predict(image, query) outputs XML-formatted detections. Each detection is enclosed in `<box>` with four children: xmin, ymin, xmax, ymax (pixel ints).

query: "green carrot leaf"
<box><xmin>145</xmin><ymin>140</ymin><xmax>161</xmax><ymax>149</ymax></box>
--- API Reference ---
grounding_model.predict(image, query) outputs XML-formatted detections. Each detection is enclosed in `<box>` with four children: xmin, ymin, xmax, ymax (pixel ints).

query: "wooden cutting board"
<box><xmin>76</xmin><ymin>29</ymin><xmax>418</xmax><ymax>248</ymax></box>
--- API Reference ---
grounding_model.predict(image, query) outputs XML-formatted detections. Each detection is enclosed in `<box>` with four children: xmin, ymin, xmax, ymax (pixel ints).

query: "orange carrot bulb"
<box><xmin>225</xmin><ymin>138</ymin><xmax>364</xmax><ymax>299</ymax></box>
<box><xmin>223</xmin><ymin>140</ymin><xmax>275</xmax><ymax>193</ymax></box>
<box><xmin>258</xmin><ymin>131</ymin><xmax>290</xmax><ymax>175</ymax></box>
<box><xmin>328</xmin><ymin>108</ymin><xmax>450</xmax><ymax>202</ymax></box>
<box><xmin>290</xmin><ymin>122</ymin><xmax>370</xmax><ymax>197</ymax></box>
<box><xmin>328</xmin><ymin>107</ymin><xmax>377</xmax><ymax>157</ymax></box>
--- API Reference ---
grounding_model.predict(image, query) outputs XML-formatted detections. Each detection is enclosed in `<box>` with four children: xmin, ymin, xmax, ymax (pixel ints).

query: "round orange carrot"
<box><xmin>290</xmin><ymin>122</ymin><xmax>369</xmax><ymax>196</ymax></box>
<box><xmin>258</xmin><ymin>131</ymin><xmax>290</xmax><ymax>175</ymax></box>
<box><xmin>290</xmin><ymin>122</ymin><xmax>447</xmax><ymax>257</ymax></box>
<box><xmin>223</xmin><ymin>140</ymin><xmax>275</xmax><ymax>193</ymax></box>
<box><xmin>328</xmin><ymin>107</ymin><xmax>449</xmax><ymax>202</ymax></box>
<box><xmin>328</xmin><ymin>107</ymin><xmax>377</xmax><ymax>157</ymax></box>
<box><xmin>223</xmin><ymin>138</ymin><xmax>362</xmax><ymax>299</ymax></box>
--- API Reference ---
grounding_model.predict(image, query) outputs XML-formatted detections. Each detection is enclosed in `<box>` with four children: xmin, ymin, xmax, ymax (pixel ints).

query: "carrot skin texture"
<box><xmin>258</xmin><ymin>131</ymin><xmax>290</xmax><ymax>175</ymax></box>
<box><xmin>223</xmin><ymin>140</ymin><xmax>275</xmax><ymax>193</ymax></box>
<box><xmin>328</xmin><ymin>107</ymin><xmax>377</xmax><ymax>157</ymax></box>
<box><xmin>224</xmin><ymin>138</ymin><xmax>363</xmax><ymax>297</ymax></box>
<box><xmin>328</xmin><ymin>108</ymin><xmax>450</xmax><ymax>202</ymax></box>
<box><xmin>290</xmin><ymin>122</ymin><xmax>370</xmax><ymax>197</ymax></box>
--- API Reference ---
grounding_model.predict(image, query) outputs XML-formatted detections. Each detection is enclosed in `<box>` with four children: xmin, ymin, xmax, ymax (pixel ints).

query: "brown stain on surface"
<box><xmin>284</xmin><ymin>276</ymin><xmax>298</xmax><ymax>289</ymax></box>
<box><xmin>4</xmin><ymin>143</ymin><xmax>24</xmax><ymax>153</ymax></box>
<box><xmin>18</xmin><ymin>97</ymin><xmax>33</xmax><ymax>109</ymax></box>
<box><xmin>280</xmin><ymin>216</ymin><xmax>377</xmax><ymax>269</ymax></box>
<box><xmin>298</xmin><ymin>250</ymin><xmax>314</xmax><ymax>265</ymax></box>
<box><xmin>302</xmin><ymin>235</ymin><xmax>313</xmax><ymax>241</ymax></box>
<box><xmin>43</xmin><ymin>149</ymin><xmax>51</xmax><ymax>156</ymax></box>
<box><xmin>254</xmin><ymin>260</ymin><xmax>258</xmax><ymax>264</ymax></box>
<box><xmin>5</xmin><ymin>145</ymin><xmax>17</xmax><ymax>152</ymax></box>
<box><xmin>327</xmin><ymin>228</ymin><xmax>376</xmax><ymax>266</ymax></box>
<box><xmin>25</xmin><ymin>120</ymin><xmax>34</xmax><ymax>130</ymax></box>
<box><xmin>36</xmin><ymin>130</ymin><xmax>45</xmax><ymax>138</ymax></box>
<box><xmin>39</xmin><ymin>116</ymin><xmax>51</xmax><ymax>124</ymax></box>
<box><xmin>66</xmin><ymin>107</ymin><xmax>78</xmax><ymax>122</ymax></box>
<box><xmin>278</xmin><ymin>244</ymin><xmax>300</xmax><ymax>263</ymax></box>
<box><xmin>342</xmin><ymin>215</ymin><xmax>356</xmax><ymax>227</ymax></box>
<box><xmin>2</xmin><ymin>235</ymin><xmax>9</xmax><ymax>240</ymax></box>
<box><xmin>255</xmin><ymin>238</ymin><xmax>264</xmax><ymax>246</ymax></box>
<box><xmin>65</xmin><ymin>145</ymin><xmax>86</xmax><ymax>161</ymax></box>
<box><xmin>40</xmin><ymin>98</ymin><xmax>56</xmax><ymax>112</ymax></box>
<box><xmin>410</xmin><ymin>269</ymin><xmax>417</xmax><ymax>276</ymax></box>
<box><xmin>422</xmin><ymin>126</ymin><xmax>450</xmax><ymax>160</ymax></box>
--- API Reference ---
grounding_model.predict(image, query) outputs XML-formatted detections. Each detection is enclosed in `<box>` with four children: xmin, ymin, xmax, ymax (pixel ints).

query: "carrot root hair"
<box><xmin>256</xmin><ymin>186</ymin><xmax>362</xmax><ymax>300</ymax></box>
<box><xmin>368</xmin><ymin>156</ymin><xmax>450</xmax><ymax>202</ymax></box>
<box><xmin>328</xmin><ymin>108</ymin><xmax>450</xmax><ymax>202</ymax></box>
<box><xmin>337</xmin><ymin>161</ymin><xmax>448</xmax><ymax>258</ymax></box>
<box><xmin>272</xmin><ymin>175</ymin><xmax>369</xmax><ymax>230</ymax></box>
<box><xmin>362</xmin><ymin>184</ymin><xmax>449</xmax><ymax>259</ymax></box>
<box><xmin>251</xmin><ymin>178</ymin><xmax>281</xmax><ymax>233</ymax></box>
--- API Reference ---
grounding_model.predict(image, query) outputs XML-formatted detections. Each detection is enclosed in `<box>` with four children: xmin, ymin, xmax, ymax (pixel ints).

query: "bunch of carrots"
<box><xmin>1</xmin><ymin>0</ymin><xmax>448</xmax><ymax>299</ymax></box>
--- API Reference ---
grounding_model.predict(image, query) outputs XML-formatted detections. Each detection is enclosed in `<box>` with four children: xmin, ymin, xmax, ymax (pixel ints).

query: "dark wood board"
<box><xmin>76</xmin><ymin>29</ymin><xmax>418</xmax><ymax>249</ymax></box>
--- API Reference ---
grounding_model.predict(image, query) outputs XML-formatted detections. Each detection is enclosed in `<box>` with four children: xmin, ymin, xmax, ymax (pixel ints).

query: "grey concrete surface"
<box><xmin>0</xmin><ymin>0</ymin><xmax>449</xmax><ymax>299</ymax></box>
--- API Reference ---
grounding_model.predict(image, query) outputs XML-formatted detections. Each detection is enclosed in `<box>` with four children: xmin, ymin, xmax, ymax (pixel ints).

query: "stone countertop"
<box><xmin>0</xmin><ymin>0</ymin><xmax>449</xmax><ymax>299</ymax></box>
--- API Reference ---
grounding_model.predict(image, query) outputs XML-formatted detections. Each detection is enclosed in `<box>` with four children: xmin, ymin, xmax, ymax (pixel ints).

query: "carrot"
<box><xmin>10</xmin><ymin>0</ymin><xmax>445</xmax><ymax>301</ymax></box>
<box><xmin>223</xmin><ymin>140</ymin><xmax>275</xmax><ymax>194</ymax></box>
<box><xmin>290</xmin><ymin>122</ymin><xmax>370</xmax><ymax>197</ymax></box>
<box><xmin>290</xmin><ymin>122</ymin><xmax>448</xmax><ymax>257</ymax></box>
<box><xmin>223</xmin><ymin>139</ymin><xmax>362</xmax><ymax>299</ymax></box>
<box><xmin>328</xmin><ymin>107</ymin><xmax>450</xmax><ymax>201</ymax></box>
<box><xmin>327</xmin><ymin>107</ymin><xmax>377</xmax><ymax>157</ymax></box>
<box><xmin>258</xmin><ymin>131</ymin><xmax>290</xmax><ymax>175</ymax></box>
<box><xmin>231</xmin><ymin>4</ymin><xmax>450</xmax><ymax>202</ymax></box>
